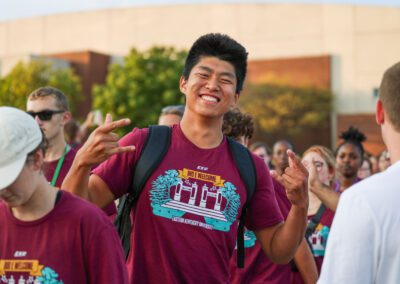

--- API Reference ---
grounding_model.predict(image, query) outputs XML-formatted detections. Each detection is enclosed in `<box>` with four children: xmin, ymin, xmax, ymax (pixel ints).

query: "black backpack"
<box><xmin>114</xmin><ymin>125</ymin><xmax>256</xmax><ymax>268</ymax></box>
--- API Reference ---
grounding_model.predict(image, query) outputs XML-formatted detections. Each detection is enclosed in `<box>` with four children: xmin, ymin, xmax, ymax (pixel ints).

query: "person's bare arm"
<box><xmin>62</xmin><ymin>114</ymin><xmax>134</xmax><ymax>208</ymax></box>
<box><xmin>294</xmin><ymin>238</ymin><xmax>318</xmax><ymax>284</ymax></box>
<box><xmin>255</xmin><ymin>150</ymin><xmax>309</xmax><ymax>264</ymax></box>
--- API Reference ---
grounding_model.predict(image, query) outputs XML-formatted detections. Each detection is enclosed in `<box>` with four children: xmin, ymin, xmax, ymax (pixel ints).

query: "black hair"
<box><xmin>335</xmin><ymin>126</ymin><xmax>366</xmax><ymax>157</ymax></box>
<box><xmin>273</xmin><ymin>140</ymin><xmax>294</xmax><ymax>152</ymax></box>
<box><xmin>182</xmin><ymin>33</ymin><xmax>248</xmax><ymax>94</ymax></box>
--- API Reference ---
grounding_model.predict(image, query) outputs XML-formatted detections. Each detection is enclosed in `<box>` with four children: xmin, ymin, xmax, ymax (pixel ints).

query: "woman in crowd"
<box><xmin>335</xmin><ymin>126</ymin><xmax>365</xmax><ymax>193</ymax></box>
<box><xmin>301</xmin><ymin>146</ymin><xmax>336</xmax><ymax>273</ymax></box>
<box><xmin>309</xmin><ymin>127</ymin><xmax>365</xmax><ymax>211</ymax></box>
<box><xmin>271</xmin><ymin>140</ymin><xmax>294</xmax><ymax>175</ymax></box>
<box><xmin>358</xmin><ymin>153</ymin><xmax>373</xmax><ymax>179</ymax></box>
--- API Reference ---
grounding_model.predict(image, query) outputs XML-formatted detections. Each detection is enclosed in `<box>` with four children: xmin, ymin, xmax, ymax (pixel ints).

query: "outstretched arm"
<box><xmin>62</xmin><ymin>114</ymin><xmax>134</xmax><ymax>208</ymax></box>
<box><xmin>256</xmin><ymin>150</ymin><xmax>309</xmax><ymax>264</ymax></box>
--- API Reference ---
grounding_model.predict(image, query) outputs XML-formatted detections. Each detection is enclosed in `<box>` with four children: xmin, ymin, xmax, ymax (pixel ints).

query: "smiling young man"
<box><xmin>63</xmin><ymin>33</ymin><xmax>308</xmax><ymax>283</ymax></box>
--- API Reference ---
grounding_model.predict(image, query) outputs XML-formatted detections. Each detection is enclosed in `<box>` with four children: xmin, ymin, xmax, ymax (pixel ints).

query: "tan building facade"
<box><xmin>1</xmin><ymin>3</ymin><xmax>399</xmax><ymax>153</ymax></box>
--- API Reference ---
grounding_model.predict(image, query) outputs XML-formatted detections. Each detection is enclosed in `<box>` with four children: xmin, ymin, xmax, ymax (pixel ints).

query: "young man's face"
<box><xmin>26</xmin><ymin>96</ymin><xmax>68</xmax><ymax>143</ymax></box>
<box><xmin>0</xmin><ymin>162</ymin><xmax>37</xmax><ymax>208</ymax></box>
<box><xmin>180</xmin><ymin>56</ymin><xmax>239</xmax><ymax>119</ymax></box>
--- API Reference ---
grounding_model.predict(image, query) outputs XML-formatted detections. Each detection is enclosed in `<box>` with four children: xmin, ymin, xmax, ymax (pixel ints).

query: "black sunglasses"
<box><xmin>27</xmin><ymin>109</ymin><xmax>65</xmax><ymax>121</ymax></box>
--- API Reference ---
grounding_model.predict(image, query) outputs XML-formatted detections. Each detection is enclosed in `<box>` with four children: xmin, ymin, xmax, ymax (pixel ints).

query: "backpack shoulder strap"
<box><xmin>115</xmin><ymin>125</ymin><xmax>171</xmax><ymax>259</ymax></box>
<box><xmin>130</xmin><ymin>125</ymin><xmax>172</xmax><ymax>198</ymax></box>
<box><xmin>226</xmin><ymin>137</ymin><xmax>257</xmax><ymax>268</ymax></box>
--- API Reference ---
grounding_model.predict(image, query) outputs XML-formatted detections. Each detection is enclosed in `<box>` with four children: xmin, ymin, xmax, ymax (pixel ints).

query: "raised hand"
<box><xmin>307</xmin><ymin>159</ymin><xmax>324</xmax><ymax>193</ymax></box>
<box><xmin>77</xmin><ymin>114</ymin><xmax>135</xmax><ymax>167</ymax></box>
<box><xmin>271</xmin><ymin>149</ymin><xmax>309</xmax><ymax>208</ymax></box>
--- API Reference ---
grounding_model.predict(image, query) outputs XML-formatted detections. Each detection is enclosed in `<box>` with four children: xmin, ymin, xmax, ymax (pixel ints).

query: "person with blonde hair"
<box><xmin>292</xmin><ymin>146</ymin><xmax>337</xmax><ymax>281</ymax></box>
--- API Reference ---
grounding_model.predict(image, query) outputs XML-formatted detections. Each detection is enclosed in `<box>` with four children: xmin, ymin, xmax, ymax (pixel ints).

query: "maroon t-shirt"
<box><xmin>44</xmin><ymin>146</ymin><xmax>117</xmax><ymax>218</ymax></box>
<box><xmin>0</xmin><ymin>191</ymin><xmax>128</xmax><ymax>283</ymax></box>
<box><xmin>94</xmin><ymin>125</ymin><xmax>283</xmax><ymax>283</ymax></box>
<box><xmin>291</xmin><ymin>207</ymin><xmax>335</xmax><ymax>284</ymax></box>
<box><xmin>230</xmin><ymin>178</ymin><xmax>292</xmax><ymax>283</ymax></box>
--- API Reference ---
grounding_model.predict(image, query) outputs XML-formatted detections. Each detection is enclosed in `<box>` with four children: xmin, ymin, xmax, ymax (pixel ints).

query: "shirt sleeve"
<box><xmin>245</xmin><ymin>155</ymin><xmax>284</xmax><ymax>231</ymax></box>
<box><xmin>92</xmin><ymin>128</ymin><xmax>148</xmax><ymax>198</ymax></box>
<box><xmin>318</xmin><ymin>188</ymin><xmax>378</xmax><ymax>284</ymax></box>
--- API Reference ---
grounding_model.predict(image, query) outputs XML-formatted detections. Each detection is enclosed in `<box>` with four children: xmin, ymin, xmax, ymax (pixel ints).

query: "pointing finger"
<box><xmin>288</xmin><ymin>149</ymin><xmax>308</xmax><ymax>176</ymax></box>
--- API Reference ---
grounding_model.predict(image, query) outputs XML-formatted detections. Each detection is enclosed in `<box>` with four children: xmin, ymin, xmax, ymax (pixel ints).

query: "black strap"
<box><xmin>54</xmin><ymin>190</ymin><xmax>63</xmax><ymax>205</ymax></box>
<box><xmin>305</xmin><ymin>203</ymin><xmax>326</xmax><ymax>239</ymax></box>
<box><xmin>114</xmin><ymin>125</ymin><xmax>171</xmax><ymax>259</ymax></box>
<box><xmin>227</xmin><ymin>137</ymin><xmax>257</xmax><ymax>268</ymax></box>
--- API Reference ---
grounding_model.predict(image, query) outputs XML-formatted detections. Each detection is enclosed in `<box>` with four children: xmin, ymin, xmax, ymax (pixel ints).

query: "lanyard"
<box><xmin>51</xmin><ymin>144</ymin><xmax>70</xmax><ymax>186</ymax></box>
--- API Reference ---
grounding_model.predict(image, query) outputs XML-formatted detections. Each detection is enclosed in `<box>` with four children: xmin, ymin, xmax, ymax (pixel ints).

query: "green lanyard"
<box><xmin>51</xmin><ymin>144</ymin><xmax>70</xmax><ymax>187</ymax></box>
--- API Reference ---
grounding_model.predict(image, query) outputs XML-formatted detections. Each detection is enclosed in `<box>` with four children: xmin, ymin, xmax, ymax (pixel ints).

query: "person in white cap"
<box><xmin>0</xmin><ymin>106</ymin><xmax>128</xmax><ymax>283</ymax></box>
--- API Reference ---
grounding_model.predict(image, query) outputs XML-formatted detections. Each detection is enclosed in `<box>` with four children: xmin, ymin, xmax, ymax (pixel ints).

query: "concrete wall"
<box><xmin>0</xmin><ymin>3</ymin><xmax>399</xmax><ymax>115</ymax></box>
<box><xmin>0</xmin><ymin>3</ymin><xmax>399</xmax><ymax>151</ymax></box>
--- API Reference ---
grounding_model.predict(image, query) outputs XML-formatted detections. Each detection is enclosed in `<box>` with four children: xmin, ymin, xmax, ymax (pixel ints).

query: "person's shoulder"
<box><xmin>352</xmin><ymin>161</ymin><xmax>400</xmax><ymax>194</ymax></box>
<box><xmin>342</xmin><ymin>161</ymin><xmax>400</xmax><ymax>212</ymax></box>
<box><xmin>58</xmin><ymin>191</ymin><xmax>114</xmax><ymax>225</ymax></box>
<box><xmin>118</xmin><ymin>127</ymin><xmax>150</xmax><ymax>147</ymax></box>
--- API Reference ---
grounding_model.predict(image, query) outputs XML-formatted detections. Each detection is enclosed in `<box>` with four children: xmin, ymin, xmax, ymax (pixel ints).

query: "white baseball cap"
<box><xmin>0</xmin><ymin>107</ymin><xmax>42</xmax><ymax>190</ymax></box>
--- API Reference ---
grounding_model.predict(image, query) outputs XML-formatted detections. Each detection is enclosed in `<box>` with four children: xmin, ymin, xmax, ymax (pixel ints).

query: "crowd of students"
<box><xmin>0</xmin><ymin>33</ymin><xmax>399</xmax><ymax>283</ymax></box>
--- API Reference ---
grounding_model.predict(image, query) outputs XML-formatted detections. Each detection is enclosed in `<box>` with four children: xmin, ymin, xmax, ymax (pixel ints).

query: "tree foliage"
<box><xmin>93</xmin><ymin>46</ymin><xmax>187</xmax><ymax>134</ymax></box>
<box><xmin>150</xmin><ymin>170</ymin><xmax>181</xmax><ymax>206</ymax></box>
<box><xmin>0</xmin><ymin>60</ymin><xmax>82</xmax><ymax>113</ymax></box>
<box><xmin>239</xmin><ymin>84</ymin><xmax>333</xmax><ymax>137</ymax></box>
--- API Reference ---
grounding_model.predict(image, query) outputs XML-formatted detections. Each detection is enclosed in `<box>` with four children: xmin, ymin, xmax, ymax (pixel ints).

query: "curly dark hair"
<box><xmin>336</xmin><ymin>126</ymin><xmax>366</xmax><ymax>157</ymax></box>
<box><xmin>222</xmin><ymin>108</ymin><xmax>254</xmax><ymax>141</ymax></box>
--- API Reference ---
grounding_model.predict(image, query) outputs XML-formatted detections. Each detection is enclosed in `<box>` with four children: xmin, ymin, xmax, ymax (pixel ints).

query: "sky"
<box><xmin>0</xmin><ymin>0</ymin><xmax>399</xmax><ymax>22</ymax></box>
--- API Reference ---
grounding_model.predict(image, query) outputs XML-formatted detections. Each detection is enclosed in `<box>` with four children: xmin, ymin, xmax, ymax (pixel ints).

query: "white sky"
<box><xmin>0</xmin><ymin>0</ymin><xmax>399</xmax><ymax>22</ymax></box>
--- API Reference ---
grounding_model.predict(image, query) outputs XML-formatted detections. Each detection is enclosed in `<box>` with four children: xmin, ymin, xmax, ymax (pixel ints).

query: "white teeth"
<box><xmin>201</xmin><ymin>95</ymin><xmax>218</xmax><ymax>102</ymax></box>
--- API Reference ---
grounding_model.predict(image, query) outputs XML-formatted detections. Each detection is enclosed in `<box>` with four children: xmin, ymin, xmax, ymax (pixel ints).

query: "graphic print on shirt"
<box><xmin>244</xmin><ymin>228</ymin><xmax>257</xmax><ymax>248</ymax></box>
<box><xmin>308</xmin><ymin>223</ymin><xmax>330</xmax><ymax>256</ymax></box>
<box><xmin>0</xmin><ymin>259</ymin><xmax>62</xmax><ymax>283</ymax></box>
<box><xmin>150</xmin><ymin>169</ymin><xmax>241</xmax><ymax>232</ymax></box>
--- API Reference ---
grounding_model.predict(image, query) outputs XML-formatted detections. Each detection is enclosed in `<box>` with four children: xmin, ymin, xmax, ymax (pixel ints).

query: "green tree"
<box><xmin>0</xmin><ymin>60</ymin><xmax>82</xmax><ymax>113</ymax></box>
<box><xmin>92</xmin><ymin>46</ymin><xmax>187</xmax><ymax>134</ymax></box>
<box><xmin>239</xmin><ymin>84</ymin><xmax>333</xmax><ymax>151</ymax></box>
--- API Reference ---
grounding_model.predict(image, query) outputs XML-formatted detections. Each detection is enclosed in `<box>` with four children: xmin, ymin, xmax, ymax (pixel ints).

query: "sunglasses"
<box><xmin>27</xmin><ymin>109</ymin><xmax>65</xmax><ymax>121</ymax></box>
